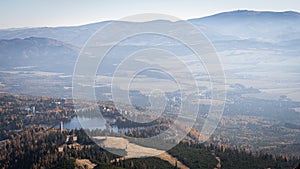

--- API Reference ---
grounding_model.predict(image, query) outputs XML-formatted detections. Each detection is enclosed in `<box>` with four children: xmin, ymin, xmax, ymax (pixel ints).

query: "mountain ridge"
<box><xmin>195</xmin><ymin>10</ymin><xmax>300</xmax><ymax>20</ymax></box>
<box><xmin>1</xmin><ymin>10</ymin><xmax>299</xmax><ymax>30</ymax></box>
<box><xmin>0</xmin><ymin>10</ymin><xmax>299</xmax><ymax>46</ymax></box>
<box><xmin>0</xmin><ymin>37</ymin><xmax>78</xmax><ymax>73</ymax></box>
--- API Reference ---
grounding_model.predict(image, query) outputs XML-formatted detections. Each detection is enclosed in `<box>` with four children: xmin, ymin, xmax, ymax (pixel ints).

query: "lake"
<box><xmin>57</xmin><ymin>116</ymin><xmax>109</xmax><ymax>130</ymax></box>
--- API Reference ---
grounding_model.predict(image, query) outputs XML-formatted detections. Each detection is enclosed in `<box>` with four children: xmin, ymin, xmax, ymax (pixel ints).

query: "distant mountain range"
<box><xmin>0</xmin><ymin>10</ymin><xmax>299</xmax><ymax>74</ymax></box>
<box><xmin>0</xmin><ymin>10</ymin><xmax>299</xmax><ymax>46</ymax></box>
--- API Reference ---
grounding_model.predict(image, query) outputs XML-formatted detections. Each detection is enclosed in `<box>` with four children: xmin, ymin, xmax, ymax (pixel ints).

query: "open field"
<box><xmin>93</xmin><ymin>136</ymin><xmax>189</xmax><ymax>169</ymax></box>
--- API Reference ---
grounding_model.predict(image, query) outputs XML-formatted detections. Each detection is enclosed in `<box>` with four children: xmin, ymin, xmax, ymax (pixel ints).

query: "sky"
<box><xmin>0</xmin><ymin>0</ymin><xmax>300</xmax><ymax>29</ymax></box>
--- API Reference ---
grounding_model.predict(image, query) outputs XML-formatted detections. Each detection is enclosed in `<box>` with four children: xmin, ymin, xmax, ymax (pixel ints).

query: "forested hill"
<box><xmin>0</xmin><ymin>128</ymin><xmax>299</xmax><ymax>169</ymax></box>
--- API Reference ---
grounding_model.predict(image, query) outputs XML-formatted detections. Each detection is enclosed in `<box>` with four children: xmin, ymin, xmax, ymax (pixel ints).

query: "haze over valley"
<box><xmin>0</xmin><ymin>9</ymin><xmax>300</xmax><ymax>169</ymax></box>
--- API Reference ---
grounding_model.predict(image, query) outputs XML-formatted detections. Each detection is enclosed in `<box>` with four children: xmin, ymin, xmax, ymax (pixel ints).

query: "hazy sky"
<box><xmin>1</xmin><ymin>0</ymin><xmax>300</xmax><ymax>29</ymax></box>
